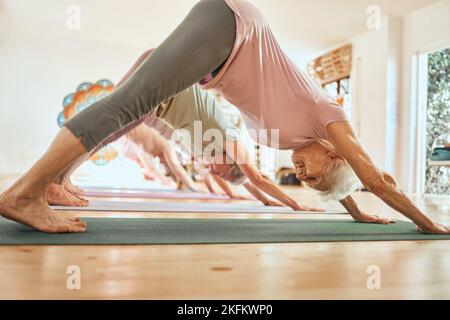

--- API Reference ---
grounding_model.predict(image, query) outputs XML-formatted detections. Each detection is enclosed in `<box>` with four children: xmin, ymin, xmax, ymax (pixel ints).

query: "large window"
<box><xmin>424</xmin><ymin>47</ymin><xmax>450</xmax><ymax>195</ymax></box>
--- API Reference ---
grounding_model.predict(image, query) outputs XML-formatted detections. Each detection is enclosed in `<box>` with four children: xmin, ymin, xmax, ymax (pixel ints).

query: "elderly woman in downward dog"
<box><xmin>1</xmin><ymin>0</ymin><xmax>448</xmax><ymax>234</ymax></box>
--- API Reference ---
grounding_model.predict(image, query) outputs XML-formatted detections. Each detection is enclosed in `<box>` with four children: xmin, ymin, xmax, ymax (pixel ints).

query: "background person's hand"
<box><xmin>264</xmin><ymin>200</ymin><xmax>284</xmax><ymax>207</ymax></box>
<box><xmin>231</xmin><ymin>194</ymin><xmax>255</xmax><ymax>201</ymax></box>
<box><xmin>292</xmin><ymin>203</ymin><xmax>326</xmax><ymax>212</ymax></box>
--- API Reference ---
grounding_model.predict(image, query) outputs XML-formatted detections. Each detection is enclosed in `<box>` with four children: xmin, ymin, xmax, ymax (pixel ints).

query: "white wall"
<box><xmin>400</xmin><ymin>0</ymin><xmax>450</xmax><ymax>193</ymax></box>
<box><xmin>349</xmin><ymin>15</ymin><xmax>403</xmax><ymax>176</ymax></box>
<box><xmin>0</xmin><ymin>26</ymin><xmax>142</xmax><ymax>176</ymax></box>
<box><xmin>350</xmin><ymin>17</ymin><xmax>390</xmax><ymax>170</ymax></box>
<box><xmin>386</xmin><ymin>18</ymin><xmax>403</xmax><ymax>176</ymax></box>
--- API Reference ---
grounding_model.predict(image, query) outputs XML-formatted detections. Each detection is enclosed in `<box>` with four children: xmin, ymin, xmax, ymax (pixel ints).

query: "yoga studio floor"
<box><xmin>0</xmin><ymin>176</ymin><xmax>449</xmax><ymax>300</ymax></box>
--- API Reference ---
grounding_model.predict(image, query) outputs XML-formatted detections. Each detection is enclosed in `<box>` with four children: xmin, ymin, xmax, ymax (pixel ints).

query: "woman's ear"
<box><xmin>327</xmin><ymin>149</ymin><xmax>342</xmax><ymax>161</ymax></box>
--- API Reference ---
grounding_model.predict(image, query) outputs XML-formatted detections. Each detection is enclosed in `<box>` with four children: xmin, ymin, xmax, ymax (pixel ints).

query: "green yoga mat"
<box><xmin>1</xmin><ymin>218</ymin><xmax>450</xmax><ymax>245</ymax></box>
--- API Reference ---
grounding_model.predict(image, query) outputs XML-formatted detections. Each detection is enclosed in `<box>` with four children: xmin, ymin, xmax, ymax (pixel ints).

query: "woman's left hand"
<box><xmin>353</xmin><ymin>212</ymin><xmax>396</xmax><ymax>225</ymax></box>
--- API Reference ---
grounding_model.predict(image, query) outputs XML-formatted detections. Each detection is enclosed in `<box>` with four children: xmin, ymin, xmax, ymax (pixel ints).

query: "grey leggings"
<box><xmin>64</xmin><ymin>0</ymin><xmax>236</xmax><ymax>152</ymax></box>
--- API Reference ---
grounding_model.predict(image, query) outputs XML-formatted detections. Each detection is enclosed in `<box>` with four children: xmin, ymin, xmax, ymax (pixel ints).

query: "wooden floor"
<box><xmin>1</xmin><ymin>176</ymin><xmax>450</xmax><ymax>300</ymax></box>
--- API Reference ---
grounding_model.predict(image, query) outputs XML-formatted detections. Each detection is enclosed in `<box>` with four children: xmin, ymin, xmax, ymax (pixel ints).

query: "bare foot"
<box><xmin>46</xmin><ymin>183</ymin><xmax>89</xmax><ymax>207</ymax></box>
<box><xmin>0</xmin><ymin>188</ymin><xmax>87</xmax><ymax>233</ymax></box>
<box><xmin>64</xmin><ymin>180</ymin><xmax>84</xmax><ymax>196</ymax></box>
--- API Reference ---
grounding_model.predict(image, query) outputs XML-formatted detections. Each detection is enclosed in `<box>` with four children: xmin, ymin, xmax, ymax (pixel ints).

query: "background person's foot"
<box><xmin>47</xmin><ymin>183</ymin><xmax>89</xmax><ymax>207</ymax></box>
<box><xmin>64</xmin><ymin>180</ymin><xmax>84</xmax><ymax>196</ymax></box>
<box><xmin>0</xmin><ymin>188</ymin><xmax>87</xmax><ymax>233</ymax></box>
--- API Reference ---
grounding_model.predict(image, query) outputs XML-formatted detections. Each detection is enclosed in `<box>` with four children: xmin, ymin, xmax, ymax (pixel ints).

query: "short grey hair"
<box><xmin>320</xmin><ymin>163</ymin><xmax>361</xmax><ymax>201</ymax></box>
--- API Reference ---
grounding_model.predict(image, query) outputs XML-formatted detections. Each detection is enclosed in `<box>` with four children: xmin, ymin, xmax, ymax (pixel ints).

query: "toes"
<box><xmin>75</xmin><ymin>200</ymin><xmax>84</xmax><ymax>207</ymax></box>
<box><xmin>71</xmin><ymin>225</ymin><xmax>87</xmax><ymax>233</ymax></box>
<box><xmin>67</xmin><ymin>217</ymin><xmax>87</xmax><ymax>229</ymax></box>
<box><xmin>76</xmin><ymin>221</ymin><xmax>87</xmax><ymax>228</ymax></box>
<box><xmin>61</xmin><ymin>221</ymin><xmax>87</xmax><ymax>233</ymax></box>
<box><xmin>74</xmin><ymin>195</ymin><xmax>89</xmax><ymax>207</ymax></box>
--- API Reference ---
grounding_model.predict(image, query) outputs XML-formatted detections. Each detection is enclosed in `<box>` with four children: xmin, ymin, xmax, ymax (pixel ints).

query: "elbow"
<box><xmin>363</xmin><ymin>172</ymin><xmax>397</xmax><ymax>196</ymax></box>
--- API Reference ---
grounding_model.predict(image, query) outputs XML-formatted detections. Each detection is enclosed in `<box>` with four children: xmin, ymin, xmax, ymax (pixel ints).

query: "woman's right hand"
<box><xmin>416</xmin><ymin>223</ymin><xmax>450</xmax><ymax>234</ymax></box>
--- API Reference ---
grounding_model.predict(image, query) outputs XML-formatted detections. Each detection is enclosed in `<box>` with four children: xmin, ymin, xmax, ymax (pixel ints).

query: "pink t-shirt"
<box><xmin>199</xmin><ymin>0</ymin><xmax>348</xmax><ymax>150</ymax></box>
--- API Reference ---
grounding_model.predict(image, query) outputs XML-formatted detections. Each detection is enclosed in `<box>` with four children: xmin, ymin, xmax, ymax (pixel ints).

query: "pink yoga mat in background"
<box><xmin>83</xmin><ymin>189</ymin><xmax>230</xmax><ymax>200</ymax></box>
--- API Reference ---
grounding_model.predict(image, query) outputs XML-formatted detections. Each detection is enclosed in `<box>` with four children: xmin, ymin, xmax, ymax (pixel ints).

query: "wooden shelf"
<box><xmin>429</xmin><ymin>160</ymin><xmax>450</xmax><ymax>167</ymax></box>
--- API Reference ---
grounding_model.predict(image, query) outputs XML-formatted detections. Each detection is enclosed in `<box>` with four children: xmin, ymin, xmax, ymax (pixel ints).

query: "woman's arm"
<box><xmin>203</xmin><ymin>174</ymin><xmax>222</xmax><ymax>194</ymax></box>
<box><xmin>327</xmin><ymin>121</ymin><xmax>450</xmax><ymax>234</ymax></box>
<box><xmin>160</xmin><ymin>142</ymin><xmax>198</xmax><ymax>192</ymax></box>
<box><xmin>243</xmin><ymin>182</ymin><xmax>283</xmax><ymax>206</ymax></box>
<box><xmin>226</xmin><ymin>140</ymin><xmax>324</xmax><ymax>212</ymax></box>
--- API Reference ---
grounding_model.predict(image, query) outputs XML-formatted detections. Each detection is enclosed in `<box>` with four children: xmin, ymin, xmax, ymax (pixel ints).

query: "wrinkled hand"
<box><xmin>416</xmin><ymin>223</ymin><xmax>450</xmax><ymax>234</ymax></box>
<box><xmin>291</xmin><ymin>203</ymin><xmax>325</xmax><ymax>212</ymax></box>
<box><xmin>264</xmin><ymin>200</ymin><xmax>284</xmax><ymax>207</ymax></box>
<box><xmin>353</xmin><ymin>212</ymin><xmax>396</xmax><ymax>225</ymax></box>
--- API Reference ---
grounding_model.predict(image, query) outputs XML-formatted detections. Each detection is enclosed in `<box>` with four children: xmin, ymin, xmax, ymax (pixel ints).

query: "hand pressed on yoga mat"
<box><xmin>264</xmin><ymin>200</ymin><xmax>284</xmax><ymax>207</ymax></box>
<box><xmin>339</xmin><ymin>196</ymin><xmax>395</xmax><ymax>225</ymax></box>
<box><xmin>416</xmin><ymin>224</ymin><xmax>450</xmax><ymax>234</ymax></box>
<box><xmin>352</xmin><ymin>213</ymin><xmax>396</xmax><ymax>225</ymax></box>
